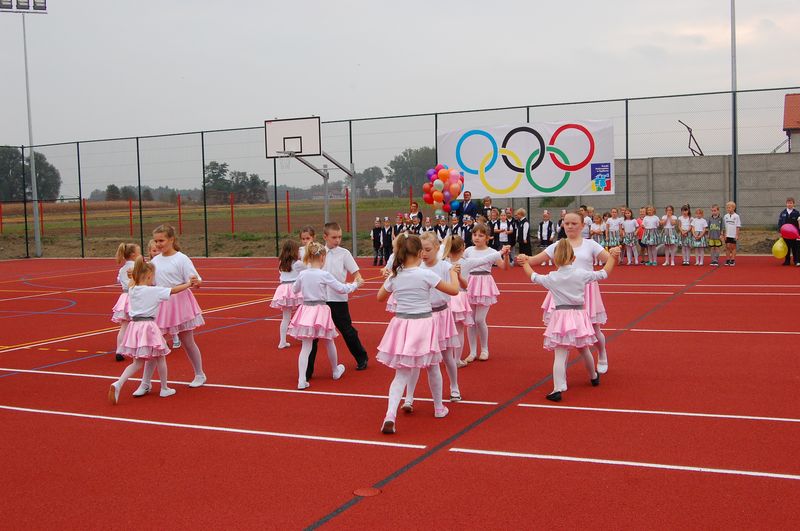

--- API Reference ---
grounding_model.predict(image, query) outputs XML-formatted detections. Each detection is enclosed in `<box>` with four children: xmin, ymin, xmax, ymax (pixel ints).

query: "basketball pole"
<box><xmin>22</xmin><ymin>13</ymin><xmax>42</xmax><ymax>257</ymax></box>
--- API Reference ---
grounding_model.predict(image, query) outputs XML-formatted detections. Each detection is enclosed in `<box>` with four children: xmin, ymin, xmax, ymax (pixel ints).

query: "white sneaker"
<box><xmin>297</xmin><ymin>381</ymin><xmax>310</xmax><ymax>390</ymax></box>
<box><xmin>332</xmin><ymin>364</ymin><xmax>345</xmax><ymax>380</ymax></box>
<box><xmin>160</xmin><ymin>387</ymin><xmax>176</xmax><ymax>398</ymax></box>
<box><xmin>401</xmin><ymin>402</ymin><xmax>414</xmax><ymax>414</ymax></box>
<box><xmin>434</xmin><ymin>406</ymin><xmax>449</xmax><ymax>418</ymax></box>
<box><xmin>189</xmin><ymin>374</ymin><xmax>207</xmax><ymax>388</ymax></box>
<box><xmin>597</xmin><ymin>360</ymin><xmax>608</xmax><ymax>374</ymax></box>
<box><xmin>132</xmin><ymin>383</ymin><xmax>151</xmax><ymax>397</ymax></box>
<box><xmin>172</xmin><ymin>337</ymin><xmax>181</xmax><ymax>349</ymax></box>
<box><xmin>277</xmin><ymin>342</ymin><xmax>292</xmax><ymax>349</ymax></box>
<box><xmin>464</xmin><ymin>353</ymin><xmax>476</xmax><ymax>363</ymax></box>
<box><xmin>478</xmin><ymin>351</ymin><xmax>489</xmax><ymax>361</ymax></box>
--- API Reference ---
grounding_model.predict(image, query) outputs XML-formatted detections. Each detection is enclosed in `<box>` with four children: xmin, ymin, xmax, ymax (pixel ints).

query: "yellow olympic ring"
<box><xmin>479</xmin><ymin>148</ymin><xmax>522</xmax><ymax>195</ymax></box>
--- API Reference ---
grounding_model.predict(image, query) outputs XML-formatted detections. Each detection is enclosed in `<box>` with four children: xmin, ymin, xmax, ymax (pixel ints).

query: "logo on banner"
<box><xmin>455</xmin><ymin>124</ymin><xmax>596</xmax><ymax>194</ymax></box>
<box><xmin>590</xmin><ymin>163</ymin><xmax>612</xmax><ymax>192</ymax></box>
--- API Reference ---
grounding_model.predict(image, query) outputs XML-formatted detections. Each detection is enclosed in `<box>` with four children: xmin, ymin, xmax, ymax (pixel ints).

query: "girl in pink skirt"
<box><xmin>520</xmin><ymin>239</ymin><xmax>619</xmax><ymax>402</ymax></box>
<box><xmin>112</xmin><ymin>243</ymin><xmax>140</xmax><ymax>361</ymax></box>
<box><xmin>134</xmin><ymin>225</ymin><xmax>205</xmax><ymax>397</ymax></box>
<box><xmin>109</xmin><ymin>257</ymin><xmax>197</xmax><ymax>404</ymax></box>
<box><xmin>518</xmin><ymin>212</ymin><xmax>617</xmax><ymax>374</ymax></box>
<box><xmin>289</xmin><ymin>242</ymin><xmax>362</xmax><ymax>390</ymax></box>
<box><xmin>380</xmin><ymin>236</ymin><xmax>402</xmax><ymax>313</ymax></box>
<box><xmin>148</xmin><ymin>238</ymin><xmax>180</xmax><ymax>349</ymax></box>
<box><xmin>461</xmin><ymin>224</ymin><xmax>510</xmax><ymax>362</ymax></box>
<box><xmin>441</xmin><ymin>235</ymin><xmax>473</xmax><ymax>368</ymax></box>
<box><xmin>376</xmin><ymin>234</ymin><xmax>460</xmax><ymax>434</ymax></box>
<box><xmin>400</xmin><ymin>232</ymin><xmax>463</xmax><ymax>411</ymax></box>
<box><xmin>271</xmin><ymin>240</ymin><xmax>306</xmax><ymax>349</ymax></box>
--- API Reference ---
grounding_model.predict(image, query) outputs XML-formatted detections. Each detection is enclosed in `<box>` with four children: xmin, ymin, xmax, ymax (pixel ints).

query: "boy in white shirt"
<box><xmin>306</xmin><ymin>222</ymin><xmax>368</xmax><ymax>379</ymax></box>
<box><xmin>723</xmin><ymin>201</ymin><xmax>741</xmax><ymax>266</ymax></box>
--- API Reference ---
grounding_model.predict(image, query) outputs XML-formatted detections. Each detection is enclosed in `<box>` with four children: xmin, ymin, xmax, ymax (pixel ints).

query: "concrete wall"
<box><xmin>497</xmin><ymin>152</ymin><xmax>800</xmax><ymax>227</ymax></box>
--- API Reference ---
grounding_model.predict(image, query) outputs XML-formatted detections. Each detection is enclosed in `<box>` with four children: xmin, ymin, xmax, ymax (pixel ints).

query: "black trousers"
<box><xmin>383</xmin><ymin>246</ymin><xmax>392</xmax><ymax>263</ymax></box>
<box><xmin>306</xmin><ymin>301</ymin><xmax>368</xmax><ymax>379</ymax></box>
<box><xmin>785</xmin><ymin>238</ymin><xmax>800</xmax><ymax>265</ymax></box>
<box><xmin>518</xmin><ymin>241</ymin><xmax>532</xmax><ymax>256</ymax></box>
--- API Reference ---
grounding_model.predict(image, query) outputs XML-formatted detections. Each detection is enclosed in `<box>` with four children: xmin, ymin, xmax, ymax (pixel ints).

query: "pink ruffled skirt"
<box><xmin>270</xmin><ymin>282</ymin><xmax>303</xmax><ymax>310</ymax></box>
<box><xmin>385</xmin><ymin>292</ymin><xmax>397</xmax><ymax>313</ymax></box>
<box><xmin>450</xmin><ymin>291</ymin><xmax>474</xmax><ymax>326</ymax></box>
<box><xmin>543</xmin><ymin>309</ymin><xmax>598</xmax><ymax>351</ymax></box>
<box><xmin>117</xmin><ymin>320</ymin><xmax>171</xmax><ymax>359</ymax></box>
<box><xmin>111</xmin><ymin>293</ymin><xmax>130</xmax><ymax>323</ymax></box>
<box><xmin>376</xmin><ymin>315</ymin><xmax>442</xmax><ymax>369</ymax></box>
<box><xmin>288</xmin><ymin>303</ymin><xmax>338</xmax><ymax>340</ymax></box>
<box><xmin>467</xmin><ymin>274</ymin><xmax>499</xmax><ymax>306</ymax></box>
<box><xmin>541</xmin><ymin>281</ymin><xmax>607</xmax><ymax>325</ymax></box>
<box><xmin>156</xmin><ymin>289</ymin><xmax>205</xmax><ymax>334</ymax></box>
<box><xmin>433</xmin><ymin>307</ymin><xmax>460</xmax><ymax>350</ymax></box>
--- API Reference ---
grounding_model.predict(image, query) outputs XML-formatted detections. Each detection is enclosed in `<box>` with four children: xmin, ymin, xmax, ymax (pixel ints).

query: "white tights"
<box><xmin>387</xmin><ymin>366</ymin><xmax>443</xmax><ymax>420</ymax></box>
<box><xmin>116</xmin><ymin>357</ymin><xmax>169</xmax><ymax>391</ymax></box>
<box><xmin>404</xmin><ymin>348</ymin><xmax>459</xmax><ymax>403</ymax></box>
<box><xmin>681</xmin><ymin>245</ymin><xmax>691</xmax><ymax>263</ymax></box>
<box><xmin>297</xmin><ymin>338</ymin><xmax>337</xmax><ymax>385</ymax></box>
<box><xmin>279</xmin><ymin>309</ymin><xmax>292</xmax><ymax>347</ymax></box>
<box><xmin>694</xmin><ymin>247</ymin><xmax>704</xmax><ymax>265</ymax></box>
<box><xmin>663</xmin><ymin>244</ymin><xmax>676</xmax><ymax>264</ymax></box>
<box><xmin>116</xmin><ymin>321</ymin><xmax>129</xmax><ymax>351</ymax></box>
<box><xmin>467</xmin><ymin>305</ymin><xmax>490</xmax><ymax>356</ymax></box>
<box><xmin>552</xmin><ymin>347</ymin><xmax>596</xmax><ymax>393</ymax></box>
<box><xmin>593</xmin><ymin>324</ymin><xmax>607</xmax><ymax>364</ymax></box>
<box><xmin>141</xmin><ymin>329</ymin><xmax>204</xmax><ymax>386</ymax></box>
<box><xmin>625</xmin><ymin>244</ymin><xmax>639</xmax><ymax>264</ymax></box>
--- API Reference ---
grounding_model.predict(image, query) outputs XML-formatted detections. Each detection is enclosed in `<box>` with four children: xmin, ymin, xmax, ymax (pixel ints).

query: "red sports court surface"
<box><xmin>0</xmin><ymin>256</ymin><xmax>798</xmax><ymax>529</ymax></box>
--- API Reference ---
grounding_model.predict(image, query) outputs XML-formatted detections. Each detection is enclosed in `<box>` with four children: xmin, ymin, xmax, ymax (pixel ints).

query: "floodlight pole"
<box><xmin>730</xmin><ymin>0</ymin><xmax>739</xmax><ymax>203</ymax></box>
<box><xmin>22</xmin><ymin>13</ymin><xmax>42</xmax><ymax>257</ymax></box>
<box><xmin>322</xmin><ymin>164</ymin><xmax>330</xmax><ymax>224</ymax></box>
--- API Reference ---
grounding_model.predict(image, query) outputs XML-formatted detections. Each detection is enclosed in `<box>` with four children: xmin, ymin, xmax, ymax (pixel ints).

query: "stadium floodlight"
<box><xmin>1</xmin><ymin>2</ymin><xmax>47</xmax><ymax>256</ymax></box>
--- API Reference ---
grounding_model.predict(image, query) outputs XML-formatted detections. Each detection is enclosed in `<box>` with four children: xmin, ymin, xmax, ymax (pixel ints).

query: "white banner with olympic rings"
<box><xmin>438</xmin><ymin>120</ymin><xmax>614</xmax><ymax>198</ymax></box>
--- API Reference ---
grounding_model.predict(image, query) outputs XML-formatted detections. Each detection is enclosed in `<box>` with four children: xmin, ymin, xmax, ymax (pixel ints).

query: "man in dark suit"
<box><xmin>457</xmin><ymin>190</ymin><xmax>479</xmax><ymax>221</ymax></box>
<box><xmin>778</xmin><ymin>197</ymin><xmax>800</xmax><ymax>266</ymax></box>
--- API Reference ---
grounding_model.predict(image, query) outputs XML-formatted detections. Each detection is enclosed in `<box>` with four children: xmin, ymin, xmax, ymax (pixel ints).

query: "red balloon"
<box><xmin>434</xmin><ymin>164</ymin><xmax>444</xmax><ymax>172</ymax></box>
<box><xmin>423</xmin><ymin>193</ymin><xmax>433</xmax><ymax>204</ymax></box>
<box><xmin>422</xmin><ymin>182</ymin><xmax>432</xmax><ymax>194</ymax></box>
<box><xmin>443</xmin><ymin>203</ymin><xmax>451</xmax><ymax>213</ymax></box>
<box><xmin>432</xmin><ymin>190</ymin><xmax>444</xmax><ymax>203</ymax></box>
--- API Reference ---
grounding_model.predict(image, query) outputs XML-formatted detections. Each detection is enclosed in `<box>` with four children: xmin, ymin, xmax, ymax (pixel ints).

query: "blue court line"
<box><xmin>0</xmin><ymin>298</ymin><xmax>78</xmax><ymax>320</ymax></box>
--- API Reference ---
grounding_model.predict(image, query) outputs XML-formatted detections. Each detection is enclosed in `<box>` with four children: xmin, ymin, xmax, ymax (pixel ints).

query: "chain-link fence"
<box><xmin>2</xmin><ymin>86</ymin><xmax>798</xmax><ymax>259</ymax></box>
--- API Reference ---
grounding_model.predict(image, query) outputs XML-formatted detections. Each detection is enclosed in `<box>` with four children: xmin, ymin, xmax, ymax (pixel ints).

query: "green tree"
<box><xmin>105</xmin><ymin>184</ymin><xmax>121</xmax><ymax>201</ymax></box>
<box><xmin>349</xmin><ymin>166</ymin><xmax>383</xmax><ymax>197</ymax></box>
<box><xmin>119</xmin><ymin>186</ymin><xmax>137</xmax><ymax>201</ymax></box>
<box><xmin>0</xmin><ymin>146</ymin><xmax>62</xmax><ymax>201</ymax></box>
<box><xmin>141</xmin><ymin>188</ymin><xmax>154</xmax><ymax>201</ymax></box>
<box><xmin>384</xmin><ymin>147</ymin><xmax>435</xmax><ymax>197</ymax></box>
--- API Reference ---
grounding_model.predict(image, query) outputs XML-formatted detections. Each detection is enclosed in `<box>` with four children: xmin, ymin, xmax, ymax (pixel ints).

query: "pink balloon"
<box><xmin>780</xmin><ymin>223</ymin><xmax>800</xmax><ymax>239</ymax></box>
<box><xmin>434</xmin><ymin>164</ymin><xmax>444</xmax><ymax>172</ymax></box>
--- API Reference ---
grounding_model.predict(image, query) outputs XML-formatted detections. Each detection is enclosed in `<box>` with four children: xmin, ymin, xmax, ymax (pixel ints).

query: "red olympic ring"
<box><xmin>548</xmin><ymin>123</ymin><xmax>595</xmax><ymax>172</ymax></box>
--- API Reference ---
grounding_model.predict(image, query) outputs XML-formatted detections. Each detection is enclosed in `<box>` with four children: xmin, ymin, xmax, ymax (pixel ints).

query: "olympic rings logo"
<box><xmin>455</xmin><ymin>124</ymin><xmax>595</xmax><ymax>194</ymax></box>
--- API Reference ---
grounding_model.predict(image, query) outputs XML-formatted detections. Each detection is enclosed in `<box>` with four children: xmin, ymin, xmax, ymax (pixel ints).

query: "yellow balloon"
<box><xmin>772</xmin><ymin>238</ymin><xmax>788</xmax><ymax>259</ymax></box>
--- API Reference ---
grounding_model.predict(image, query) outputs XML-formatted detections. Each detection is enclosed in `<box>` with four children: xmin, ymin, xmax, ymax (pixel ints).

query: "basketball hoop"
<box><xmin>276</xmin><ymin>150</ymin><xmax>297</xmax><ymax>170</ymax></box>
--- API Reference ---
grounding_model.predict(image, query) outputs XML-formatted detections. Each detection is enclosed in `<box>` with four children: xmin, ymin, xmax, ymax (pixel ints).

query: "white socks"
<box><xmin>467</xmin><ymin>305</ymin><xmax>491</xmax><ymax>356</ymax></box>
<box><xmin>278</xmin><ymin>309</ymin><xmax>291</xmax><ymax>347</ymax></box>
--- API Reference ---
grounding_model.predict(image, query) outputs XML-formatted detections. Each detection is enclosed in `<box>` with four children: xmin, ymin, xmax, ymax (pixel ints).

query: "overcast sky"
<box><xmin>1</xmin><ymin>0</ymin><xmax>798</xmax><ymax>193</ymax></box>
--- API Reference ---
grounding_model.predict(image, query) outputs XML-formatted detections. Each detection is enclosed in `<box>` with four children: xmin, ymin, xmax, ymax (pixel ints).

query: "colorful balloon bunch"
<box><xmin>422</xmin><ymin>164</ymin><xmax>464</xmax><ymax>217</ymax></box>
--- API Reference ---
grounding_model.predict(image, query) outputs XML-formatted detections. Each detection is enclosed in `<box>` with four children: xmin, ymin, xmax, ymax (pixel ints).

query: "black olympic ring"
<box><xmin>501</xmin><ymin>127</ymin><xmax>545</xmax><ymax>174</ymax></box>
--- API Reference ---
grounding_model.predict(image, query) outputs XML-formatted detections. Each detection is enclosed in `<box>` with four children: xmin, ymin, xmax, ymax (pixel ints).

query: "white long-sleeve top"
<box><xmin>382</xmin><ymin>267</ymin><xmax>441</xmax><ymax>314</ymax></box>
<box><xmin>545</xmin><ymin>239</ymin><xmax>604</xmax><ymax>272</ymax></box>
<box><xmin>462</xmin><ymin>247</ymin><xmax>501</xmax><ymax>276</ymax></box>
<box><xmin>292</xmin><ymin>267</ymin><xmax>357</xmax><ymax>302</ymax></box>
<box><xmin>420</xmin><ymin>259</ymin><xmax>452</xmax><ymax>307</ymax></box>
<box><xmin>531</xmin><ymin>265</ymin><xmax>608</xmax><ymax>306</ymax></box>
<box><xmin>116</xmin><ymin>260</ymin><xmax>134</xmax><ymax>292</ymax></box>
<box><xmin>279</xmin><ymin>260</ymin><xmax>306</xmax><ymax>282</ymax></box>
<box><xmin>151</xmin><ymin>252</ymin><xmax>201</xmax><ymax>288</ymax></box>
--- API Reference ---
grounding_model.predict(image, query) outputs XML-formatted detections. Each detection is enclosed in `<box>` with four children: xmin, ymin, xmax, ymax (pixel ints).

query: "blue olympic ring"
<box><xmin>456</xmin><ymin>130</ymin><xmax>497</xmax><ymax>175</ymax></box>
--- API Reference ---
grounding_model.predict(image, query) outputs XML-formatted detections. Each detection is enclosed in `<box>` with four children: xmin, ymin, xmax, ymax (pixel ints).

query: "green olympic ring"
<box><xmin>525</xmin><ymin>146</ymin><xmax>571</xmax><ymax>193</ymax></box>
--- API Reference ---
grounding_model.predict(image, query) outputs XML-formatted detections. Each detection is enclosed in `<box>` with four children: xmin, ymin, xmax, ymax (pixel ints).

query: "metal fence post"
<box><xmin>135</xmin><ymin>137</ymin><xmax>144</xmax><ymax>249</ymax></box>
<box><xmin>349</xmin><ymin>120</ymin><xmax>356</xmax><ymax>255</ymax></box>
<box><xmin>273</xmin><ymin>158</ymin><xmax>279</xmax><ymax>256</ymax></box>
<box><xmin>21</xmin><ymin>145</ymin><xmax>29</xmax><ymax>258</ymax></box>
<box><xmin>201</xmin><ymin>132</ymin><xmax>209</xmax><ymax>257</ymax></box>
<box><xmin>76</xmin><ymin>142</ymin><xmax>85</xmax><ymax>258</ymax></box>
<box><xmin>625</xmin><ymin>99</ymin><xmax>630</xmax><ymax>207</ymax></box>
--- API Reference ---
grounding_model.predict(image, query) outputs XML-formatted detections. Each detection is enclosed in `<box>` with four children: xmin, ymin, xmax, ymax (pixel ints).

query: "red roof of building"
<box><xmin>785</xmin><ymin>93</ymin><xmax>800</xmax><ymax>132</ymax></box>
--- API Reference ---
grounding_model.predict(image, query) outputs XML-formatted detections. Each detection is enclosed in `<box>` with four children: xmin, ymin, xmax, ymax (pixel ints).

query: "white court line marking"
<box><xmin>448</xmin><ymin>448</ymin><xmax>800</xmax><ymax>481</ymax></box>
<box><xmin>517</xmin><ymin>404</ymin><xmax>800</xmax><ymax>424</ymax></box>
<box><xmin>346</xmin><ymin>320</ymin><xmax>800</xmax><ymax>336</ymax></box>
<box><xmin>686</xmin><ymin>292</ymin><xmax>800</xmax><ymax>296</ymax></box>
<box><xmin>0</xmin><ymin>368</ymin><xmax>499</xmax><ymax>406</ymax></box>
<box><xmin>0</xmin><ymin>284</ymin><xmax>113</xmax><ymax>303</ymax></box>
<box><xmin>0</xmin><ymin>404</ymin><xmax>425</xmax><ymax>450</ymax></box>
<box><xmin>0</xmin><ymin>297</ymin><xmax>270</xmax><ymax>354</ymax></box>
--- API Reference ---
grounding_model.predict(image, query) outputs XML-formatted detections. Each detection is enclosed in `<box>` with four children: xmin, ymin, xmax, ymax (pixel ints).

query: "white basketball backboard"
<box><xmin>265</xmin><ymin>116</ymin><xmax>321</xmax><ymax>158</ymax></box>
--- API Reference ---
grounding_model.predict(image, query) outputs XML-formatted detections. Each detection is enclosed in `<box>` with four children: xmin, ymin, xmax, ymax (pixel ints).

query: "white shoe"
<box><xmin>464</xmin><ymin>353</ymin><xmax>476</xmax><ymax>363</ymax></box>
<box><xmin>434</xmin><ymin>406</ymin><xmax>449</xmax><ymax>418</ymax></box>
<box><xmin>189</xmin><ymin>374</ymin><xmax>207</xmax><ymax>388</ymax></box>
<box><xmin>172</xmin><ymin>337</ymin><xmax>181</xmax><ymax>349</ymax></box>
<box><xmin>108</xmin><ymin>383</ymin><xmax>120</xmax><ymax>405</ymax></box>
<box><xmin>277</xmin><ymin>342</ymin><xmax>292</xmax><ymax>349</ymax></box>
<box><xmin>456</xmin><ymin>359</ymin><xmax>468</xmax><ymax>368</ymax></box>
<box><xmin>450</xmin><ymin>391</ymin><xmax>462</xmax><ymax>402</ymax></box>
<box><xmin>478</xmin><ymin>351</ymin><xmax>489</xmax><ymax>361</ymax></box>
<box><xmin>401</xmin><ymin>402</ymin><xmax>414</xmax><ymax>414</ymax></box>
<box><xmin>297</xmin><ymin>381</ymin><xmax>310</xmax><ymax>390</ymax></box>
<box><xmin>160</xmin><ymin>387</ymin><xmax>176</xmax><ymax>398</ymax></box>
<box><xmin>597</xmin><ymin>360</ymin><xmax>608</xmax><ymax>374</ymax></box>
<box><xmin>332</xmin><ymin>364</ymin><xmax>345</xmax><ymax>380</ymax></box>
<box><xmin>132</xmin><ymin>383</ymin><xmax>151</xmax><ymax>397</ymax></box>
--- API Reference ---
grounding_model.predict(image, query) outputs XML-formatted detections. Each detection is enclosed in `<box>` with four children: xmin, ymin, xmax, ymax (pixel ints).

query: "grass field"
<box><xmin>0</xmin><ymin>198</ymin><xmax>415</xmax><ymax>259</ymax></box>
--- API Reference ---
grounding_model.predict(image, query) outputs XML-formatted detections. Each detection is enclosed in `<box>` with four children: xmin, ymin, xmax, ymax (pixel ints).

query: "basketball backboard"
<box><xmin>265</xmin><ymin>116</ymin><xmax>321</xmax><ymax>158</ymax></box>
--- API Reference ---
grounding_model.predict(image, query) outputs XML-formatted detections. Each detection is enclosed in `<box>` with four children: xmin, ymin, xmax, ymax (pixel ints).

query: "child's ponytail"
<box><xmin>115</xmin><ymin>242</ymin><xmax>139</xmax><ymax>265</ymax></box>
